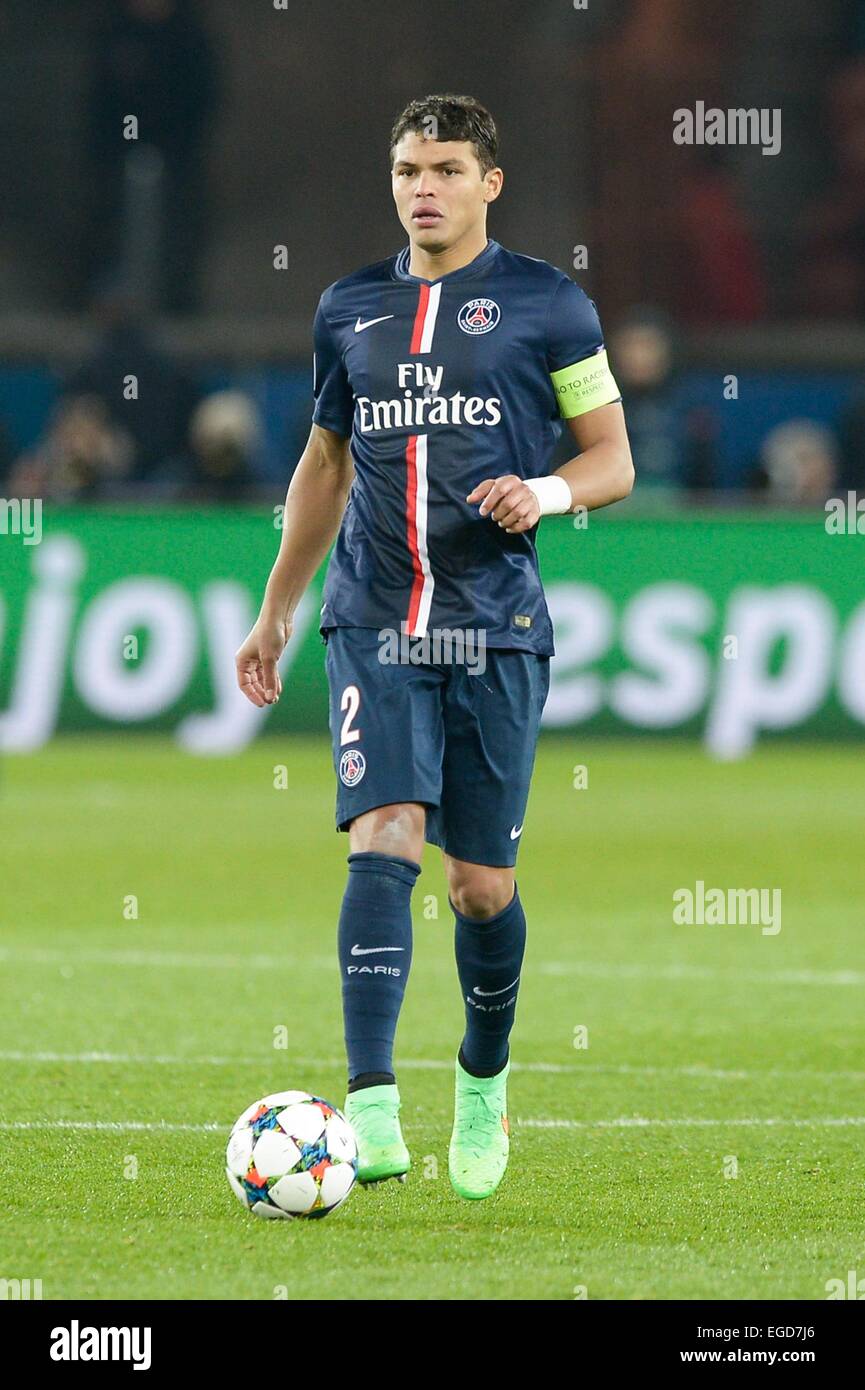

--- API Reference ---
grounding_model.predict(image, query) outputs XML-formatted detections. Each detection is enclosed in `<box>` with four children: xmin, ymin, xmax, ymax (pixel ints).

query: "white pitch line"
<box><xmin>517</xmin><ymin>1116</ymin><xmax>865</xmax><ymax>1130</ymax></box>
<box><xmin>539</xmin><ymin>961</ymin><xmax>865</xmax><ymax>988</ymax></box>
<box><xmin>0</xmin><ymin>946</ymin><xmax>862</xmax><ymax>988</ymax></box>
<box><xmin>0</xmin><ymin>1120</ymin><xmax>223</xmax><ymax>1133</ymax></box>
<box><xmin>2</xmin><ymin>1051</ymin><xmax>865</xmax><ymax>1083</ymax></box>
<box><xmin>1</xmin><ymin>1116</ymin><xmax>865</xmax><ymax>1135</ymax></box>
<box><xmin>0</xmin><ymin>1049</ymin><xmax>441</xmax><ymax>1069</ymax></box>
<box><xmin>0</xmin><ymin>946</ymin><xmax>335</xmax><ymax>972</ymax></box>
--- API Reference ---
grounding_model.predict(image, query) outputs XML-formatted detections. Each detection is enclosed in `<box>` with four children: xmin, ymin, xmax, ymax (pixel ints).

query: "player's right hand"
<box><xmin>235</xmin><ymin>614</ymin><xmax>292</xmax><ymax>707</ymax></box>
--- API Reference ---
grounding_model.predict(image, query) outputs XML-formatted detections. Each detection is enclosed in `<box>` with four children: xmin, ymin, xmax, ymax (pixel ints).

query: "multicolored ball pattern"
<box><xmin>226</xmin><ymin>1090</ymin><xmax>358</xmax><ymax>1219</ymax></box>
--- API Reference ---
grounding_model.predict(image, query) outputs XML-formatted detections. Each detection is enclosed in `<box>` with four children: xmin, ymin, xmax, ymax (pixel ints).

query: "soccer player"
<box><xmin>236</xmin><ymin>95</ymin><xmax>633</xmax><ymax>1200</ymax></box>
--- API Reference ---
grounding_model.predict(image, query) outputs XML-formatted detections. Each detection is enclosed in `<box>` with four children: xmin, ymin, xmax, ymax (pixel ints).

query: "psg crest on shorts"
<box><xmin>339</xmin><ymin>748</ymin><xmax>366</xmax><ymax>787</ymax></box>
<box><xmin>457</xmin><ymin>298</ymin><xmax>501</xmax><ymax>334</ymax></box>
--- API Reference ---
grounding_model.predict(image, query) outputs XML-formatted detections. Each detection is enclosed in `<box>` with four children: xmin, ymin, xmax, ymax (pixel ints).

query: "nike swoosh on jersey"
<box><xmin>509</xmin><ymin>824</ymin><xmax>523</xmax><ymax>839</ymax></box>
<box><xmin>354</xmin><ymin>315</ymin><xmax>395</xmax><ymax>333</ymax></box>
<box><xmin>350</xmin><ymin>943</ymin><xmax>405</xmax><ymax>955</ymax></box>
<box><xmin>473</xmin><ymin>974</ymin><xmax>521</xmax><ymax>997</ymax></box>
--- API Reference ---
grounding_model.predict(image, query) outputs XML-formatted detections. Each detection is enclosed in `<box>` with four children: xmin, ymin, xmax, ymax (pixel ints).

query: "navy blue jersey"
<box><xmin>312</xmin><ymin>238</ymin><xmax>620</xmax><ymax>656</ymax></box>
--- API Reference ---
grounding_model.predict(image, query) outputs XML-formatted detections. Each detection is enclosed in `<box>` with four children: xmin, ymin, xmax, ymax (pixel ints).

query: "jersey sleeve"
<box><xmin>545</xmin><ymin>278</ymin><xmax>621</xmax><ymax>419</ymax></box>
<box><xmin>312</xmin><ymin>297</ymin><xmax>354</xmax><ymax>437</ymax></box>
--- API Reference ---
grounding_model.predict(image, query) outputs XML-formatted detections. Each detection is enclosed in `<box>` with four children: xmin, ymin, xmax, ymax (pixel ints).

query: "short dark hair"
<box><xmin>389</xmin><ymin>94</ymin><xmax>498</xmax><ymax>175</ymax></box>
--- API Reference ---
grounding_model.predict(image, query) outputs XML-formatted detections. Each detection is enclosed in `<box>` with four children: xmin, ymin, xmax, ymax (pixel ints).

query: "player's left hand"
<box><xmin>466</xmin><ymin>475</ymin><xmax>541</xmax><ymax>534</ymax></box>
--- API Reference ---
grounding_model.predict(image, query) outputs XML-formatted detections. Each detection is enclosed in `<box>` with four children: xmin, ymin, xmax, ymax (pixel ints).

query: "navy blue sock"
<box><xmin>452</xmin><ymin>885</ymin><xmax>526</xmax><ymax>1076</ymax></box>
<box><xmin>338</xmin><ymin>851</ymin><xmax>420</xmax><ymax>1086</ymax></box>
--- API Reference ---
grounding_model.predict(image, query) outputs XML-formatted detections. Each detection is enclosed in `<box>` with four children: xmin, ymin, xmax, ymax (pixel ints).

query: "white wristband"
<box><xmin>525</xmin><ymin>474</ymin><xmax>573</xmax><ymax>516</ymax></box>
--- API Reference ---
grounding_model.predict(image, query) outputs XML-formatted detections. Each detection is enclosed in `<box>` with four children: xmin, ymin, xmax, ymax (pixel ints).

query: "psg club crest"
<box><xmin>339</xmin><ymin>749</ymin><xmax>366</xmax><ymax>787</ymax></box>
<box><xmin>457</xmin><ymin>298</ymin><xmax>501</xmax><ymax>335</ymax></box>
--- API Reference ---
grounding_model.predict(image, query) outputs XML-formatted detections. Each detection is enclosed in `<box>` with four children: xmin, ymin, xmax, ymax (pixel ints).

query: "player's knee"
<box><xmin>448</xmin><ymin>866</ymin><xmax>514</xmax><ymax>920</ymax></box>
<box><xmin>349</xmin><ymin>802</ymin><xmax>425</xmax><ymax>861</ymax></box>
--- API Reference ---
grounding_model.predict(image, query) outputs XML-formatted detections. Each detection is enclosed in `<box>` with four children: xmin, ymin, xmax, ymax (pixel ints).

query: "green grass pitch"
<box><xmin>1</xmin><ymin>735</ymin><xmax>863</xmax><ymax>1300</ymax></box>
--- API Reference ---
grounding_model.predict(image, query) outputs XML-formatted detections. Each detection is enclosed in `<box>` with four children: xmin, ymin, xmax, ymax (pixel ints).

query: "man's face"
<box><xmin>391</xmin><ymin>132</ymin><xmax>502</xmax><ymax>252</ymax></box>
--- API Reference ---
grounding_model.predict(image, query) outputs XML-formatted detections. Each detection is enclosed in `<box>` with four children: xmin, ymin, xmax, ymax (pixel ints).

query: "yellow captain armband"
<box><xmin>550</xmin><ymin>349</ymin><xmax>621</xmax><ymax>419</ymax></box>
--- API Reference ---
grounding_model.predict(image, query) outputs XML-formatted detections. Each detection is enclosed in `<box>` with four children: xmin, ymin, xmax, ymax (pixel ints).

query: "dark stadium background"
<box><xmin>1</xmin><ymin>0</ymin><xmax>864</xmax><ymax>499</ymax></box>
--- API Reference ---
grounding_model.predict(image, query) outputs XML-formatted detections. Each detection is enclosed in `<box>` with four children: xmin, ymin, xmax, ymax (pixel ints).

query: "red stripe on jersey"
<box><xmin>409</xmin><ymin>284</ymin><xmax>430</xmax><ymax>355</ymax></box>
<box><xmin>404</xmin><ymin>434</ymin><xmax>425</xmax><ymax>633</ymax></box>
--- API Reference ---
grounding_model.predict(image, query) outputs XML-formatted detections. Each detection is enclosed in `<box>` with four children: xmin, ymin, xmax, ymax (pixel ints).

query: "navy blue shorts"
<box><xmin>323</xmin><ymin>626</ymin><xmax>550</xmax><ymax>867</ymax></box>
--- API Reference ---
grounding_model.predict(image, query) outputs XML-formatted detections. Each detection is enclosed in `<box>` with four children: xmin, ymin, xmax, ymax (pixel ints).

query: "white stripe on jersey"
<box><xmin>411</xmin><ymin>434</ymin><xmax>434</xmax><ymax>637</ymax></box>
<box><xmin>419</xmin><ymin>282</ymin><xmax>441</xmax><ymax>353</ymax></box>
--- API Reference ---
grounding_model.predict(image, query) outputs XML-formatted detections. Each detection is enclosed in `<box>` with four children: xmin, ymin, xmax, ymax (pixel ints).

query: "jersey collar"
<box><xmin>392</xmin><ymin>238</ymin><xmax>500</xmax><ymax>285</ymax></box>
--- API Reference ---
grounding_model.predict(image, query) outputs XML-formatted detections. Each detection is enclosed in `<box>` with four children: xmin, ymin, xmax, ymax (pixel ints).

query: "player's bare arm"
<box><xmin>235</xmin><ymin>423</ymin><xmax>353</xmax><ymax>707</ymax></box>
<box><xmin>466</xmin><ymin>400</ymin><xmax>634</xmax><ymax>533</ymax></box>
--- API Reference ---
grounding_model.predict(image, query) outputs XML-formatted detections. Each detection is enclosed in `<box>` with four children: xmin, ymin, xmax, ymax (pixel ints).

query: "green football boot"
<box><xmin>448</xmin><ymin>1055</ymin><xmax>511</xmax><ymax>1200</ymax></box>
<box><xmin>344</xmin><ymin>1083</ymin><xmax>410</xmax><ymax>1184</ymax></box>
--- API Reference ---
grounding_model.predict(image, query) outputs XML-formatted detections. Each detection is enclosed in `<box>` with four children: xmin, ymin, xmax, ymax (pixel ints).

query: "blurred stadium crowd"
<box><xmin>1</xmin><ymin>0</ymin><xmax>864</xmax><ymax>504</ymax></box>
